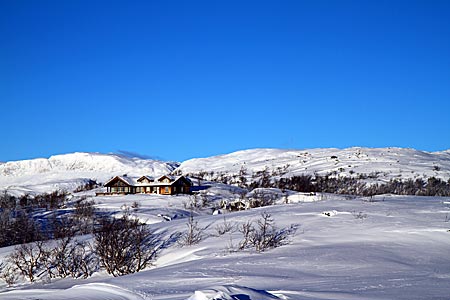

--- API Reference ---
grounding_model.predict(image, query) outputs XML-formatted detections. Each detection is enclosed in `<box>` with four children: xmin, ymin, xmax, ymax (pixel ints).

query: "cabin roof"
<box><xmin>104</xmin><ymin>175</ymin><xmax>192</xmax><ymax>187</ymax></box>
<box><xmin>137</xmin><ymin>175</ymin><xmax>154</xmax><ymax>182</ymax></box>
<box><xmin>104</xmin><ymin>175</ymin><xmax>136</xmax><ymax>187</ymax></box>
<box><xmin>156</xmin><ymin>175</ymin><xmax>175</xmax><ymax>182</ymax></box>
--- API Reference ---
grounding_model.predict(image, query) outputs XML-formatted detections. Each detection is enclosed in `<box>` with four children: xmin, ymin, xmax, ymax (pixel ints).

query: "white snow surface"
<box><xmin>177</xmin><ymin>147</ymin><xmax>450</xmax><ymax>182</ymax></box>
<box><xmin>1</xmin><ymin>148</ymin><xmax>450</xmax><ymax>299</ymax></box>
<box><xmin>1</xmin><ymin>192</ymin><xmax>450</xmax><ymax>299</ymax></box>
<box><xmin>0</xmin><ymin>152</ymin><xmax>178</xmax><ymax>196</ymax></box>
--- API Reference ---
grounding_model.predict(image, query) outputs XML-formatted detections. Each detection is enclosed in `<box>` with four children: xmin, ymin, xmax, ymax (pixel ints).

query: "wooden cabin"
<box><xmin>156</xmin><ymin>175</ymin><xmax>192</xmax><ymax>195</ymax></box>
<box><xmin>102</xmin><ymin>176</ymin><xmax>135</xmax><ymax>195</ymax></box>
<box><xmin>99</xmin><ymin>174</ymin><xmax>192</xmax><ymax>196</ymax></box>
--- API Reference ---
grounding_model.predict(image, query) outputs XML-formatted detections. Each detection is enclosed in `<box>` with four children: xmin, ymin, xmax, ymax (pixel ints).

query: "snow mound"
<box><xmin>187</xmin><ymin>285</ymin><xmax>281</xmax><ymax>300</ymax></box>
<box><xmin>0</xmin><ymin>283</ymin><xmax>144</xmax><ymax>300</ymax></box>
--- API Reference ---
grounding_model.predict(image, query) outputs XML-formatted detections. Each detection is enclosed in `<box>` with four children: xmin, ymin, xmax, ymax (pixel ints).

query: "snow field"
<box><xmin>1</xmin><ymin>148</ymin><xmax>450</xmax><ymax>299</ymax></box>
<box><xmin>1</xmin><ymin>193</ymin><xmax>450</xmax><ymax>299</ymax></box>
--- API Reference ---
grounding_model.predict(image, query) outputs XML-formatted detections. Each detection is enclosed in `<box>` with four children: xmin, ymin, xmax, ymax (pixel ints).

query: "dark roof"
<box><xmin>137</xmin><ymin>175</ymin><xmax>154</xmax><ymax>182</ymax></box>
<box><xmin>104</xmin><ymin>175</ymin><xmax>136</xmax><ymax>187</ymax></box>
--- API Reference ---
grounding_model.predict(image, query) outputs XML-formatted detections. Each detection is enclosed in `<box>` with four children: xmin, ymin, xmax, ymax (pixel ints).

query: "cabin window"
<box><xmin>165</xmin><ymin>187</ymin><xmax>169</xmax><ymax>193</ymax></box>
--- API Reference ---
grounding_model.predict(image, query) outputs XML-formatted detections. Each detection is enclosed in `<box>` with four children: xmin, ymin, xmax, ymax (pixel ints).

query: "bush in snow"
<box><xmin>238</xmin><ymin>212</ymin><xmax>296</xmax><ymax>252</ymax></box>
<box><xmin>0</xmin><ymin>263</ymin><xmax>18</xmax><ymax>286</ymax></box>
<box><xmin>0</xmin><ymin>208</ymin><xmax>44</xmax><ymax>248</ymax></box>
<box><xmin>73</xmin><ymin>197</ymin><xmax>97</xmax><ymax>234</ymax></box>
<box><xmin>6</xmin><ymin>241</ymin><xmax>50</xmax><ymax>283</ymax></box>
<box><xmin>2</xmin><ymin>236</ymin><xmax>95</xmax><ymax>284</ymax></box>
<box><xmin>179</xmin><ymin>214</ymin><xmax>204</xmax><ymax>246</ymax></box>
<box><xmin>73</xmin><ymin>179</ymin><xmax>100</xmax><ymax>193</ymax></box>
<box><xmin>248</xmin><ymin>189</ymin><xmax>277</xmax><ymax>208</ymax></box>
<box><xmin>351</xmin><ymin>211</ymin><xmax>368</xmax><ymax>220</ymax></box>
<box><xmin>93</xmin><ymin>213</ymin><xmax>159</xmax><ymax>277</ymax></box>
<box><xmin>47</xmin><ymin>236</ymin><xmax>95</xmax><ymax>279</ymax></box>
<box><xmin>214</xmin><ymin>216</ymin><xmax>236</xmax><ymax>236</ymax></box>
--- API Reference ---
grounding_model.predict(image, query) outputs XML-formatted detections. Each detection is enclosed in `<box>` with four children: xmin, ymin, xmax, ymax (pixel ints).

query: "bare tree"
<box><xmin>238</xmin><ymin>212</ymin><xmax>295</xmax><ymax>252</ymax></box>
<box><xmin>238</xmin><ymin>165</ymin><xmax>248</xmax><ymax>188</ymax></box>
<box><xmin>73</xmin><ymin>198</ymin><xmax>96</xmax><ymax>234</ymax></box>
<box><xmin>179</xmin><ymin>214</ymin><xmax>204</xmax><ymax>246</ymax></box>
<box><xmin>8</xmin><ymin>241</ymin><xmax>49</xmax><ymax>282</ymax></box>
<box><xmin>238</xmin><ymin>220</ymin><xmax>255</xmax><ymax>250</ymax></box>
<box><xmin>94</xmin><ymin>213</ymin><xmax>158</xmax><ymax>277</ymax></box>
<box><xmin>48</xmin><ymin>236</ymin><xmax>94</xmax><ymax>279</ymax></box>
<box><xmin>249</xmin><ymin>190</ymin><xmax>276</xmax><ymax>208</ymax></box>
<box><xmin>215</xmin><ymin>216</ymin><xmax>235</xmax><ymax>236</ymax></box>
<box><xmin>0</xmin><ymin>263</ymin><xmax>18</xmax><ymax>286</ymax></box>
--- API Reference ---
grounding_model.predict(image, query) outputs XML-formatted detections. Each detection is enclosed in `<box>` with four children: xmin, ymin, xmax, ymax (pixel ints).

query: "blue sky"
<box><xmin>1</xmin><ymin>0</ymin><xmax>449</xmax><ymax>162</ymax></box>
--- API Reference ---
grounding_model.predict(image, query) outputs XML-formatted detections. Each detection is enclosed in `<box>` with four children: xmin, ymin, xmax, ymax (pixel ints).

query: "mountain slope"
<box><xmin>2</xmin><ymin>147</ymin><xmax>450</xmax><ymax>196</ymax></box>
<box><xmin>177</xmin><ymin>147</ymin><xmax>450</xmax><ymax>183</ymax></box>
<box><xmin>0</xmin><ymin>152</ymin><xmax>178</xmax><ymax>195</ymax></box>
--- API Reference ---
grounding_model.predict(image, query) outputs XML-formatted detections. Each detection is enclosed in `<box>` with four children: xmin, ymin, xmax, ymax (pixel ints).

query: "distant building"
<box><xmin>97</xmin><ymin>175</ymin><xmax>192</xmax><ymax>196</ymax></box>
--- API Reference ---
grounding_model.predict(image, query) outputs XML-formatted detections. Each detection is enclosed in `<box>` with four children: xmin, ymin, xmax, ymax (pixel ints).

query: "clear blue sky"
<box><xmin>1</xmin><ymin>0</ymin><xmax>449</xmax><ymax>162</ymax></box>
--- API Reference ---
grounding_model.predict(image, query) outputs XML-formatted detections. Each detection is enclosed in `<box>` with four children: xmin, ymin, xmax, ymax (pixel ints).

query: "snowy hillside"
<box><xmin>0</xmin><ymin>152</ymin><xmax>178</xmax><ymax>196</ymax></box>
<box><xmin>1</xmin><ymin>148</ymin><xmax>450</xmax><ymax>299</ymax></box>
<box><xmin>177</xmin><ymin>147</ymin><xmax>450</xmax><ymax>183</ymax></box>
<box><xmin>1</xmin><ymin>193</ymin><xmax>450</xmax><ymax>299</ymax></box>
<box><xmin>2</xmin><ymin>147</ymin><xmax>450</xmax><ymax>196</ymax></box>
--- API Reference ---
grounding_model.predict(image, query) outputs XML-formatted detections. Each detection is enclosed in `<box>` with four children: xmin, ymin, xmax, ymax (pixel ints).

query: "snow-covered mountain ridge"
<box><xmin>177</xmin><ymin>147</ymin><xmax>450</xmax><ymax>182</ymax></box>
<box><xmin>1</xmin><ymin>147</ymin><xmax>450</xmax><ymax>195</ymax></box>
<box><xmin>0</xmin><ymin>152</ymin><xmax>177</xmax><ymax>177</ymax></box>
<box><xmin>0</xmin><ymin>152</ymin><xmax>178</xmax><ymax>195</ymax></box>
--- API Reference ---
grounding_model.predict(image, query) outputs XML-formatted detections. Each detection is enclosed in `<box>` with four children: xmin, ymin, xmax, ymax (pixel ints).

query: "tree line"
<box><xmin>186</xmin><ymin>167</ymin><xmax>450</xmax><ymax>197</ymax></box>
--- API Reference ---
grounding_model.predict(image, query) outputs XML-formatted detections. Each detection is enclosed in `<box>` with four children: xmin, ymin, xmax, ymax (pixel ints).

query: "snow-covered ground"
<box><xmin>1</xmin><ymin>192</ymin><xmax>450</xmax><ymax>299</ymax></box>
<box><xmin>1</xmin><ymin>148</ymin><xmax>450</xmax><ymax>299</ymax></box>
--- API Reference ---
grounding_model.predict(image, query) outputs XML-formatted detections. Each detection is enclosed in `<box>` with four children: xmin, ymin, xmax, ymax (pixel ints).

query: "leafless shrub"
<box><xmin>200</xmin><ymin>193</ymin><xmax>211</xmax><ymax>207</ymax></box>
<box><xmin>238</xmin><ymin>212</ymin><xmax>296</xmax><ymax>252</ymax></box>
<box><xmin>47</xmin><ymin>213</ymin><xmax>78</xmax><ymax>239</ymax></box>
<box><xmin>179</xmin><ymin>215</ymin><xmax>204</xmax><ymax>246</ymax></box>
<box><xmin>352</xmin><ymin>211</ymin><xmax>368</xmax><ymax>220</ymax></box>
<box><xmin>8</xmin><ymin>241</ymin><xmax>50</xmax><ymax>282</ymax></box>
<box><xmin>0</xmin><ymin>264</ymin><xmax>18</xmax><ymax>286</ymax></box>
<box><xmin>252</xmin><ymin>212</ymin><xmax>289</xmax><ymax>252</ymax></box>
<box><xmin>249</xmin><ymin>190</ymin><xmax>276</xmax><ymax>208</ymax></box>
<box><xmin>238</xmin><ymin>220</ymin><xmax>254</xmax><ymax>250</ymax></box>
<box><xmin>0</xmin><ymin>208</ymin><xmax>45</xmax><ymax>247</ymax></box>
<box><xmin>74</xmin><ymin>198</ymin><xmax>95</xmax><ymax>219</ymax></box>
<box><xmin>183</xmin><ymin>194</ymin><xmax>200</xmax><ymax>210</ymax></box>
<box><xmin>73</xmin><ymin>179</ymin><xmax>100</xmax><ymax>193</ymax></box>
<box><xmin>73</xmin><ymin>198</ymin><xmax>96</xmax><ymax>234</ymax></box>
<box><xmin>94</xmin><ymin>213</ymin><xmax>158</xmax><ymax>277</ymax></box>
<box><xmin>215</xmin><ymin>216</ymin><xmax>236</xmax><ymax>236</ymax></box>
<box><xmin>48</xmin><ymin>236</ymin><xmax>95</xmax><ymax>279</ymax></box>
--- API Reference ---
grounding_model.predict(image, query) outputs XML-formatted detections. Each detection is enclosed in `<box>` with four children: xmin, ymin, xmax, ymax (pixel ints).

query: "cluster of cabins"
<box><xmin>97</xmin><ymin>174</ymin><xmax>192</xmax><ymax>196</ymax></box>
